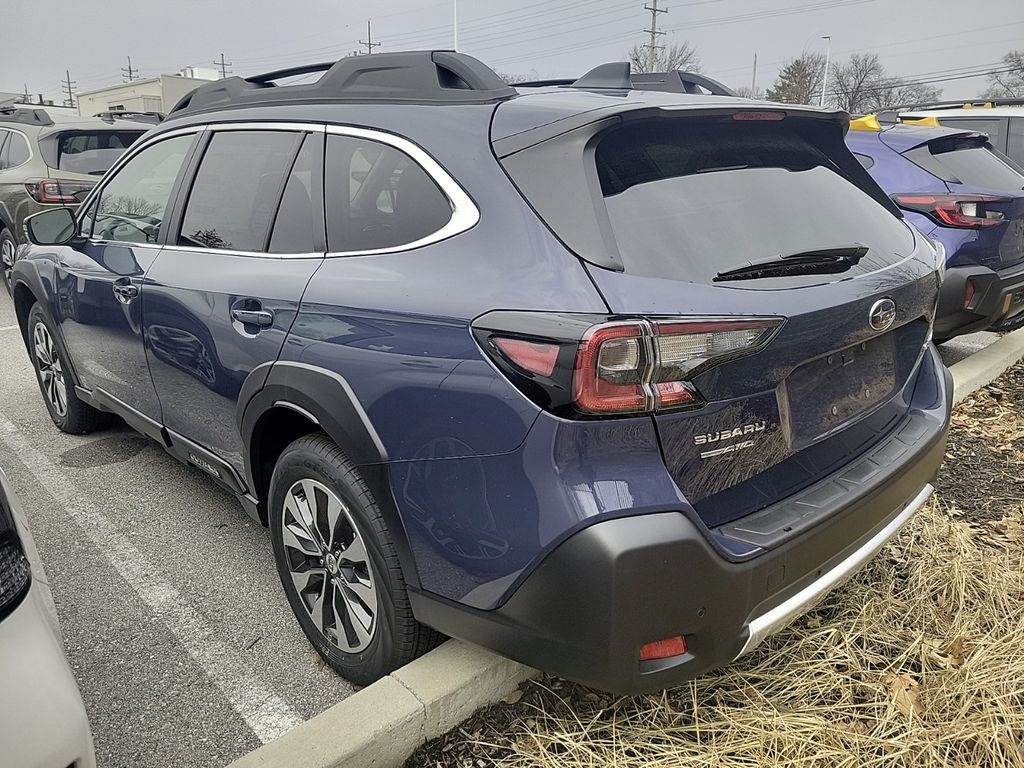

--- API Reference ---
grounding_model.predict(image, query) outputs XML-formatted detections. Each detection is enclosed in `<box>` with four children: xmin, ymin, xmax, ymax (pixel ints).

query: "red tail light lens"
<box><xmin>493</xmin><ymin>337</ymin><xmax>560</xmax><ymax>377</ymax></box>
<box><xmin>892</xmin><ymin>194</ymin><xmax>1007</xmax><ymax>229</ymax></box>
<box><xmin>24</xmin><ymin>178</ymin><xmax>95</xmax><ymax>204</ymax></box>
<box><xmin>572</xmin><ymin>318</ymin><xmax>781</xmax><ymax>415</ymax></box>
<box><xmin>963</xmin><ymin>279</ymin><xmax>977</xmax><ymax>309</ymax></box>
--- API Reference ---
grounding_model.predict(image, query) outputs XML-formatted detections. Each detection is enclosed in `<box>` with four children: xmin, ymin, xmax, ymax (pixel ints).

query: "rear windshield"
<box><xmin>52</xmin><ymin>130</ymin><xmax>143</xmax><ymax>175</ymax></box>
<box><xmin>903</xmin><ymin>137</ymin><xmax>1024</xmax><ymax>194</ymax></box>
<box><xmin>594</xmin><ymin>120</ymin><xmax>915</xmax><ymax>282</ymax></box>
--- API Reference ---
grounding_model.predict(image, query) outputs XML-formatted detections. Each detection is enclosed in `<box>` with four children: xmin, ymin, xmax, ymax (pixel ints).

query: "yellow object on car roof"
<box><xmin>901</xmin><ymin>116</ymin><xmax>941</xmax><ymax>127</ymax></box>
<box><xmin>849</xmin><ymin>114</ymin><xmax>881</xmax><ymax>132</ymax></box>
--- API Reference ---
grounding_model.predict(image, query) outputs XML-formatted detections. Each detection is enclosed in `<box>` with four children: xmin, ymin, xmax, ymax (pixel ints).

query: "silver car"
<box><xmin>0</xmin><ymin>465</ymin><xmax>95</xmax><ymax>768</ymax></box>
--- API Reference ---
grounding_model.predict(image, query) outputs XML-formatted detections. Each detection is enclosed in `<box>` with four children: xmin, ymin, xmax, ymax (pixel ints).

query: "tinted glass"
<box><xmin>595</xmin><ymin>120</ymin><xmax>914</xmax><ymax>282</ymax></box>
<box><xmin>0</xmin><ymin>131</ymin><xmax>9</xmax><ymax>169</ymax></box>
<box><xmin>54</xmin><ymin>130</ymin><xmax>143</xmax><ymax>174</ymax></box>
<box><xmin>937</xmin><ymin>118</ymin><xmax>1007</xmax><ymax>153</ymax></box>
<box><xmin>6</xmin><ymin>133</ymin><xmax>30</xmax><ymax>168</ymax></box>
<box><xmin>853</xmin><ymin>152</ymin><xmax>874</xmax><ymax>170</ymax></box>
<box><xmin>905</xmin><ymin>138</ymin><xmax>1024</xmax><ymax>193</ymax></box>
<box><xmin>179</xmin><ymin>131</ymin><xmax>301</xmax><ymax>252</ymax></box>
<box><xmin>325</xmin><ymin>134</ymin><xmax>452</xmax><ymax>252</ymax></box>
<box><xmin>91</xmin><ymin>134</ymin><xmax>193</xmax><ymax>244</ymax></box>
<box><xmin>268</xmin><ymin>135</ymin><xmax>317</xmax><ymax>253</ymax></box>
<box><xmin>1008</xmin><ymin>118</ymin><xmax>1024</xmax><ymax>166</ymax></box>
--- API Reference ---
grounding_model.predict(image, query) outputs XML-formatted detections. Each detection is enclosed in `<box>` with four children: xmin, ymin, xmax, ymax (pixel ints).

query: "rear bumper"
<box><xmin>935</xmin><ymin>262</ymin><xmax>1024</xmax><ymax>338</ymax></box>
<box><xmin>412</xmin><ymin>347</ymin><xmax>952</xmax><ymax>693</ymax></box>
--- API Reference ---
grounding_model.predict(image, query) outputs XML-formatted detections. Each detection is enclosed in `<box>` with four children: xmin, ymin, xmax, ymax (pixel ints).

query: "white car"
<box><xmin>881</xmin><ymin>98</ymin><xmax>1024</xmax><ymax>167</ymax></box>
<box><xmin>0</xmin><ymin>466</ymin><xmax>95</xmax><ymax>768</ymax></box>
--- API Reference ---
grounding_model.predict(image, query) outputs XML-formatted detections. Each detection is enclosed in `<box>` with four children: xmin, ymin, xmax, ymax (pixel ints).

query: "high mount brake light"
<box><xmin>732</xmin><ymin>111</ymin><xmax>786</xmax><ymax>121</ymax></box>
<box><xmin>892</xmin><ymin>193</ymin><xmax>1007</xmax><ymax>229</ymax></box>
<box><xmin>24</xmin><ymin>178</ymin><xmax>95</xmax><ymax>204</ymax></box>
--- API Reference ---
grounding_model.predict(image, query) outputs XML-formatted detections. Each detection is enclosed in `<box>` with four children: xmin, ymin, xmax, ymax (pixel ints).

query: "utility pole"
<box><xmin>21</xmin><ymin>84</ymin><xmax>31</xmax><ymax>103</ymax></box>
<box><xmin>750</xmin><ymin>51</ymin><xmax>757</xmax><ymax>97</ymax></box>
<box><xmin>62</xmin><ymin>70</ymin><xmax>76</xmax><ymax>109</ymax></box>
<box><xmin>820</xmin><ymin>35</ymin><xmax>832</xmax><ymax>107</ymax></box>
<box><xmin>122</xmin><ymin>56</ymin><xmax>137</xmax><ymax>83</ymax></box>
<box><xmin>642</xmin><ymin>0</ymin><xmax>668</xmax><ymax>72</ymax></box>
<box><xmin>360</xmin><ymin>19</ymin><xmax>381</xmax><ymax>55</ymax></box>
<box><xmin>214</xmin><ymin>53</ymin><xmax>233</xmax><ymax>79</ymax></box>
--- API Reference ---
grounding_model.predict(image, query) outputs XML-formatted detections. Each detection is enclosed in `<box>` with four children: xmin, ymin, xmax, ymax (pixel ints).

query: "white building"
<box><xmin>76</xmin><ymin>69</ymin><xmax>218</xmax><ymax>117</ymax></box>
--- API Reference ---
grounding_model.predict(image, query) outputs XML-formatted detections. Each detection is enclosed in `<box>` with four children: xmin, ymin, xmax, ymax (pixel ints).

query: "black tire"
<box><xmin>1</xmin><ymin>227</ymin><xmax>15</xmax><ymax>297</ymax></box>
<box><xmin>269</xmin><ymin>433</ymin><xmax>441</xmax><ymax>685</ymax></box>
<box><xmin>27</xmin><ymin>304</ymin><xmax>113</xmax><ymax>434</ymax></box>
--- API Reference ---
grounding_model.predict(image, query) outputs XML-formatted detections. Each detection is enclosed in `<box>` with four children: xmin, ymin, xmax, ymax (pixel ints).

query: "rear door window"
<box><xmin>903</xmin><ymin>137</ymin><xmax>1024</xmax><ymax>193</ymax></box>
<box><xmin>179</xmin><ymin>130</ymin><xmax>302</xmax><ymax>252</ymax></box>
<box><xmin>325</xmin><ymin>133</ymin><xmax>453</xmax><ymax>253</ymax></box>
<box><xmin>53</xmin><ymin>130</ymin><xmax>144</xmax><ymax>174</ymax></box>
<box><xmin>268</xmin><ymin>134</ymin><xmax>318</xmax><ymax>254</ymax></box>
<box><xmin>592</xmin><ymin>120</ymin><xmax>914</xmax><ymax>282</ymax></box>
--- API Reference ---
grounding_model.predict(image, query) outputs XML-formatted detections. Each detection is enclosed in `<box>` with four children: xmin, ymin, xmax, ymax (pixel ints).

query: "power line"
<box><xmin>643</xmin><ymin>0</ymin><xmax>668</xmax><ymax>71</ymax></box>
<box><xmin>122</xmin><ymin>55</ymin><xmax>137</xmax><ymax>82</ymax></box>
<box><xmin>214</xmin><ymin>53</ymin><xmax>233</xmax><ymax>79</ymax></box>
<box><xmin>61</xmin><ymin>70</ymin><xmax>76</xmax><ymax>108</ymax></box>
<box><xmin>360</xmin><ymin>19</ymin><xmax>382</xmax><ymax>55</ymax></box>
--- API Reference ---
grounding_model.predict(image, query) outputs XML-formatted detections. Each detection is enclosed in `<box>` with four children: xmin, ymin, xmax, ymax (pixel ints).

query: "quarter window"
<box><xmin>90</xmin><ymin>134</ymin><xmax>194</xmax><ymax>244</ymax></box>
<box><xmin>5</xmin><ymin>132</ymin><xmax>30</xmax><ymax>168</ymax></box>
<box><xmin>179</xmin><ymin>131</ymin><xmax>302</xmax><ymax>252</ymax></box>
<box><xmin>325</xmin><ymin>134</ymin><xmax>453</xmax><ymax>252</ymax></box>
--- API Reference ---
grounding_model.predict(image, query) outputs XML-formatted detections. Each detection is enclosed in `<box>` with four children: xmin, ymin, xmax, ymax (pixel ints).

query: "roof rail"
<box><xmin>0</xmin><ymin>103</ymin><xmax>54</xmax><ymax>127</ymax></box>
<box><xmin>94</xmin><ymin>110</ymin><xmax>166</xmax><ymax>124</ymax></box>
<box><xmin>513</xmin><ymin>66</ymin><xmax>737</xmax><ymax>97</ymax></box>
<box><xmin>632</xmin><ymin>70</ymin><xmax>737</xmax><ymax>97</ymax></box>
<box><xmin>880</xmin><ymin>97</ymin><xmax>1024</xmax><ymax>112</ymax></box>
<box><xmin>167</xmin><ymin>50</ymin><xmax>517</xmax><ymax>118</ymax></box>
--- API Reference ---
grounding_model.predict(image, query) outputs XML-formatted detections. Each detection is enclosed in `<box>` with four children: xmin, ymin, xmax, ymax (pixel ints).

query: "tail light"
<box><xmin>0</xmin><ymin>489</ymin><xmax>31</xmax><ymax>623</ymax></box>
<box><xmin>24</xmin><ymin>178</ymin><xmax>95</xmax><ymax>204</ymax></box>
<box><xmin>474</xmin><ymin>313</ymin><xmax>782</xmax><ymax>418</ymax></box>
<box><xmin>892</xmin><ymin>194</ymin><xmax>1007</xmax><ymax>229</ymax></box>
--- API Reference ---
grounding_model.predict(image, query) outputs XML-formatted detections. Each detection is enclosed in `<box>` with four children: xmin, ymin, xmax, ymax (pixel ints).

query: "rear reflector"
<box><xmin>493</xmin><ymin>337</ymin><xmax>560</xmax><ymax>377</ymax></box>
<box><xmin>639</xmin><ymin>635</ymin><xmax>687</xmax><ymax>661</ymax></box>
<box><xmin>964</xmin><ymin>279</ymin><xmax>976</xmax><ymax>310</ymax></box>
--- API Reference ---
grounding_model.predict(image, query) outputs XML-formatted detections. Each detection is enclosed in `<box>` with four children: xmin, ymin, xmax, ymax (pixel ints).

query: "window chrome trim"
<box><xmin>0</xmin><ymin>127</ymin><xmax>34</xmax><ymax>173</ymax></box>
<box><xmin>323</xmin><ymin>124</ymin><xmax>479</xmax><ymax>258</ymax></box>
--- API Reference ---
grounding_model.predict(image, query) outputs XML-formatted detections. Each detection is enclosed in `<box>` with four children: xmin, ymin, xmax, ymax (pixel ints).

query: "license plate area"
<box><xmin>785</xmin><ymin>332</ymin><xmax>897</xmax><ymax>444</ymax></box>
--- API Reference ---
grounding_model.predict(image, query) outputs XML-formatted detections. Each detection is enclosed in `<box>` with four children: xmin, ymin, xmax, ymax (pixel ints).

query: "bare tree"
<box><xmin>829</xmin><ymin>52</ymin><xmax>941</xmax><ymax>112</ymax></box>
<box><xmin>983</xmin><ymin>50</ymin><xmax>1024</xmax><ymax>98</ymax></box>
<box><xmin>765</xmin><ymin>52</ymin><xmax>826</xmax><ymax>105</ymax></box>
<box><xmin>734</xmin><ymin>86</ymin><xmax>765</xmax><ymax>100</ymax></box>
<box><xmin>497</xmin><ymin>69</ymin><xmax>540</xmax><ymax>84</ymax></box>
<box><xmin>627</xmin><ymin>41</ymin><xmax>702</xmax><ymax>74</ymax></box>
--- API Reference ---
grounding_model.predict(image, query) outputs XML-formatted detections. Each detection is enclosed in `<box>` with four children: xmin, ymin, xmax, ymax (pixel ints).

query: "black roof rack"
<box><xmin>514</xmin><ymin>65</ymin><xmax>737</xmax><ymax>97</ymax></box>
<box><xmin>0</xmin><ymin>103</ymin><xmax>54</xmax><ymax>127</ymax></box>
<box><xmin>94</xmin><ymin>110</ymin><xmax>166</xmax><ymax>124</ymax></box>
<box><xmin>168</xmin><ymin>50</ymin><xmax>517</xmax><ymax>118</ymax></box>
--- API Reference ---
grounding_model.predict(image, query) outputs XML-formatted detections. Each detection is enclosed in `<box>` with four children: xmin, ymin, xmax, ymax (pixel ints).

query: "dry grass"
<box><xmin>466</xmin><ymin>501</ymin><xmax>1024</xmax><ymax>768</ymax></box>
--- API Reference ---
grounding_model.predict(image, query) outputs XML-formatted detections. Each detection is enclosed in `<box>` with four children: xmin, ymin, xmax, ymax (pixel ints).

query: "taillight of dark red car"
<box><xmin>475</xmin><ymin>313</ymin><xmax>782</xmax><ymax>417</ymax></box>
<box><xmin>891</xmin><ymin>193</ymin><xmax>1008</xmax><ymax>229</ymax></box>
<box><xmin>24</xmin><ymin>178</ymin><xmax>95</xmax><ymax>204</ymax></box>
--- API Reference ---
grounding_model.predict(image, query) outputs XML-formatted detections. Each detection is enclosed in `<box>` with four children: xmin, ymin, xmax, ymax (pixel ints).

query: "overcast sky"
<box><xmin>3</xmin><ymin>0</ymin><xmax>1022</xmax><ymax>104</ymax></box>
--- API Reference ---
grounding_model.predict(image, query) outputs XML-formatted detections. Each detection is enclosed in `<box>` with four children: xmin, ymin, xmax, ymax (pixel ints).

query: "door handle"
<box><xmin>112</xmin><ymin>281</ymin><xmax>139</xmax><ymax>304</ymax></box>
<box><xmin>230</xmin><ymin>309</ymin><xmax>274</xmax><ymax>328</ymax></box>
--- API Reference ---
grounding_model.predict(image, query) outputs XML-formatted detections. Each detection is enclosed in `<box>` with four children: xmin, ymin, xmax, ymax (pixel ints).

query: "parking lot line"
<box><xmin>0</xmin><ymin>325</ymin><xmax>19</xmax><ymax>332</ymax></box>
<box><xmin>0</xmin><ymin>415</ymin><xmax>303</xmax><ymax>744</ymax></box>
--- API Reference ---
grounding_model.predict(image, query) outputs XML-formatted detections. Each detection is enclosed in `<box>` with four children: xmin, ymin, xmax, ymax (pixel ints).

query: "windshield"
<box><xmin>595</xmin><ymin>120</ymin><xmax>915</xmax><ymax>282</ymax></box>
<box><xmin>52</xmin><ymin>130</ymin><xmax>144</xmax><ymax>175</ymax></box>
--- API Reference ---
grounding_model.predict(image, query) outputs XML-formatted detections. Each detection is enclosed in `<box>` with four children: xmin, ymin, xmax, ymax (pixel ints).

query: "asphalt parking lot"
<box><xmin>0</xmin><ymin>285</ymin><xmax>1000</xmax><ymax>768</ymax></box>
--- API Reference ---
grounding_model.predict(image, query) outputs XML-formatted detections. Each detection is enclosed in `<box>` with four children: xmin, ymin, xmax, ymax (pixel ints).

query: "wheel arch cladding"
<box><xmin>12</xmin><ymin>279</ymin><xmax>40</xmax><ymax>352</ymax></box>
<box><xmin>239</xmin><ymin>361</ymin><xmax>422</xmax><ymax>590</ymax></box>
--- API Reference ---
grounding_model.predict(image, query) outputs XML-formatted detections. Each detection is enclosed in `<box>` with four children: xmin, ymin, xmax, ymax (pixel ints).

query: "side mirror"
<box><xmin>25</xmin><ymin>208</ymin><xmax>79</xmax><ymax>246</ymax></box>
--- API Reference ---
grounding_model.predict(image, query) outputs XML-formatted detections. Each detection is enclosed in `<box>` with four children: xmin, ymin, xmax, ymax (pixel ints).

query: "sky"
<box><xmin>2</xmin><ymin>0</ymin><xmax>1022</xmax><ymax>105</ymax></box>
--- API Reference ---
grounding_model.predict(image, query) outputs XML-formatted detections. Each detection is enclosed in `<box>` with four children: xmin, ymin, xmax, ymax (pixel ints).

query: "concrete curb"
<box><xmin>226</xmin><ymin>640</ymin><xmax>536</xmax><ymax>768</ymax></box>
<box><xmin>229</xmin><ymin>331</ymin><xmax>1024</xmax><ymax>768</ymax></box>
<box><xmin>948</xmin><ymin>328</ymin><xmax>1024</xmax><ymax>405</ymax></box>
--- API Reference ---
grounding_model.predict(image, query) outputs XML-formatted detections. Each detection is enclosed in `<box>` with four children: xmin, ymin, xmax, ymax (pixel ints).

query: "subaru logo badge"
<box><xmin>869</xmin><ymin>298</ymin><xmax>896</xmax><ymax>332</ymax></box>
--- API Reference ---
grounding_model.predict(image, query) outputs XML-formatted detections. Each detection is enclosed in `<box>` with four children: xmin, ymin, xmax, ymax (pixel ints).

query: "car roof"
<box><xmin>902</xmin><ymin>106</ymin><xmax>1024</xmax><ymax>119</ymax></box>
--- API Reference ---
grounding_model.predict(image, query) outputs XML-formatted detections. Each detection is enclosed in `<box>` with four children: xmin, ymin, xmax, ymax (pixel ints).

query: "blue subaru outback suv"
<box><xmin>10</xmin><ymin>52</ymin><xmax>951</xmax><ymax>694</ymax></box>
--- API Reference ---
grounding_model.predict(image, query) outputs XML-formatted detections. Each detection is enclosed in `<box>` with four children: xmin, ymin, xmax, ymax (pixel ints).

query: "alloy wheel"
<box><xmin>281</xmin><ymin>478</ymin><xmax>377</xmax><ymax>652</ymax></box>
<box><xmin>33</xmin><ymin>322</ymin><xmax>68</xmax><ymax>418</ymax></box>
<box><xmin>1</xmin><ymin>238</ymin><xmax>14</xmax><ymax>292</ymax></box>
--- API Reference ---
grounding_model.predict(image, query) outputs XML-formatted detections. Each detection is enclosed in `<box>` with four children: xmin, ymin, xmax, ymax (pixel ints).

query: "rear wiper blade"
<box><xmin>713</xmin><ymin>245</ymin><xmax>868</xmax><ymax>283</ymax></box>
